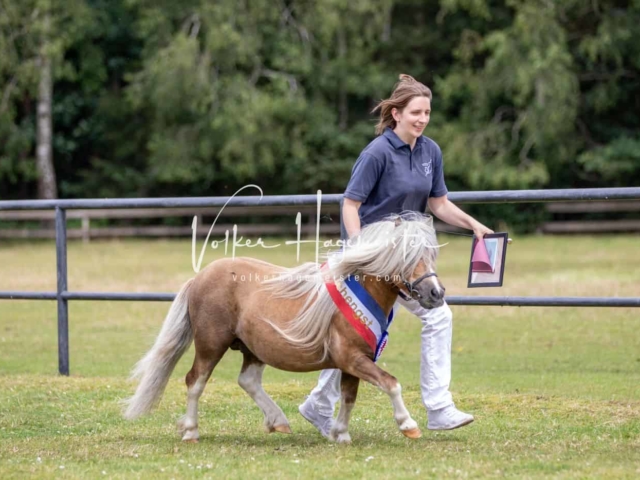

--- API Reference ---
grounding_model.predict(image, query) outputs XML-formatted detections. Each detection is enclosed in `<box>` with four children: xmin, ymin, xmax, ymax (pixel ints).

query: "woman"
<box><xmin>299</xmin><ymin>74</ymin><xmax>493</xmax><ymax>437</ymax></box>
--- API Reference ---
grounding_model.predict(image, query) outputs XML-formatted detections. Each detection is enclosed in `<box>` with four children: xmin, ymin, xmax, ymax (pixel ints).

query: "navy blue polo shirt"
<box><xmin>341</xmin><ymin>127</ymin><xmax>448</xmax><ymax>239</ymax></box>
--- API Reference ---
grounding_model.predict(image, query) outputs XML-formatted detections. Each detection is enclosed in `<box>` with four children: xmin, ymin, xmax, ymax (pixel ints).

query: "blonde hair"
<box><xmin>372</xmin><ymin>74</ymin><xmax>432</xmax><ymax>135</ymax></box>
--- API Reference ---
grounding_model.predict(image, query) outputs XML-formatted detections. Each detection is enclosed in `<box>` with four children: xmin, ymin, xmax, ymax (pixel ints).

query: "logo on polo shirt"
<box><xmin>422</xmin><ymin>158</ymin><xmax>432</xmax><ymax>177</ymax></box>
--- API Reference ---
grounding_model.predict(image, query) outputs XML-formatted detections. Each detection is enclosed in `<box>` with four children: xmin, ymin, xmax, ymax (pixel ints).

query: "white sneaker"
<box><xmin>427</xmin><ymin>405</ymin><xmax>474</xmax><ymax>431</ymax></box>
<box><xmin>298</xmin><ymin>401</ymin><xmax>334</xmax><ymax>439</ymax></box>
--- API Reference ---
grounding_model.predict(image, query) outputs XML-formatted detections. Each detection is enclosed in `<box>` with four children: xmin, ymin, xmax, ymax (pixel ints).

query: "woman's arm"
<box><xmin>342</xmin><ymin>198</ymin><xmax>362</xmax><ymax>239</ymax></box>
<box><xmin>427</xmin><ymin>195</ymin><xmax>493</xmax><ymax>239</ymax></box>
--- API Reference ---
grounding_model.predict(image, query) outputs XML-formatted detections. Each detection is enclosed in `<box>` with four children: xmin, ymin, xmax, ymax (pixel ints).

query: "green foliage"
<box><xmin>1</xmin><ymin>0</ymin><xmax>639</xmax><ymax>215</ymax></box>
<box><xmin>435</xmin><ymin>0</ymin><xmax>580</xmax><ymax>192</ymax></box>
<box><xmin>0</xmin><ymin>0</ymin><xmax>95</xmax><ymax>194</ymax></box>
<box><xmin>578</xmin><ymin>136</ymin><xmax>640</xmax><ymax>187</ymax></box>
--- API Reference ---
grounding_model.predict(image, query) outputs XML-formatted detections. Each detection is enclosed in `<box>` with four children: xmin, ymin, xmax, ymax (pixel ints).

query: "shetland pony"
<box><xmin>123</xmin><ymin>213</ymin><xmax>445</xmax><ymax>444</ymax></box>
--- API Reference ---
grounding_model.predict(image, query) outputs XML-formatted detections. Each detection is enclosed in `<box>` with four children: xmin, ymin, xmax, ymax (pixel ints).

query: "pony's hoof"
<box><xmin>401</xmin><ymin>427</ymin><xmax>422</xmax><ymax>439</ymax></box>
<box><xmin>334</xmin><ymin>432</ymin><xmax>352</xmax><ymax>444</ymax></box>
<box><xmin>269</xmin><ymin>424</ymin><xmax>292</xmax><ymax>434</ymax></box>
<box><xmin>181</xmin><ymin>427</ymin><xmax>200</xmax><ymax>443</ymax></box>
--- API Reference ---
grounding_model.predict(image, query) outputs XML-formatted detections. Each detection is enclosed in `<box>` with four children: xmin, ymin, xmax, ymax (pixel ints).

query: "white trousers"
<box><xmin>306</xmin><ymin>298</ymin><xmax>454</xmax><ymax>416</ymax></box>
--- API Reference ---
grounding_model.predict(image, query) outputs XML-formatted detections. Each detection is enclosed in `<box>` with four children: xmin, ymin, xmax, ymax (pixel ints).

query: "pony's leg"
<box><xmin>177</xmin><ymin>344</ymin><xmax>230</xmax><ymax>443</ymax></box>
<box><xmin>329</xmin><ymin>372</ymin><xmax>360</xmax><ymax>444</ymax></box>
<box><xmin>344</xmin><ymin>357</ymin><xmax>421</xmax><ymax>439</ymax></box>
<box><xmin>238</xmin><ymin>351</ymin><xmax>292</xmax><ymax>434</ymax></box>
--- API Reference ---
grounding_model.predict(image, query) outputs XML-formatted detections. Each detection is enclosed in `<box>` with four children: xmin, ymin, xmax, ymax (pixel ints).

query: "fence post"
<box><xmin>81</xmin><ymin>215</ymin><xmax>90</xmax><ymax>243</ymax></box>
<box><xmin>55</xmin><ymin>206</ymin><xmax>69</xmax><ymax>375</ymax></box>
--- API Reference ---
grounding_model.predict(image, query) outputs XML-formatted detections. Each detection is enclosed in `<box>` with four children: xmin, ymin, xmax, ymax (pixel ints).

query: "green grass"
<box><xmin>1</xmin><ymin>236</ymin><xmax>639</xmax><ymax>478</ymax></box>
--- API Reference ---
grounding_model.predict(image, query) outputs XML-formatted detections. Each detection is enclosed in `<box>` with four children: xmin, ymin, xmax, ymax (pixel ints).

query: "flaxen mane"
<box><xmin>262</xmin><ymin>212</ymin><xmax>440</xmax><ymax>358</ymax></box>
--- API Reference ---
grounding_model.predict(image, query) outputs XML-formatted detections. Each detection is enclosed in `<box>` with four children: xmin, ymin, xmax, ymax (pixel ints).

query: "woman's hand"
<box><xmin>472</xmin><ymin>222</ymin><xmax>494</xmax><ymax>240</ymax></box>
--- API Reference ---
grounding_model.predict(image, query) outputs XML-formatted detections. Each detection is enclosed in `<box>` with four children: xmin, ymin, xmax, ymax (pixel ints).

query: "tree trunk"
<box><xmin>36</xmin><ymin>13</ymin><xmax>57</xmax><ymax>200</ymax></box>
<box><xmin>337</xmin><ymin>29</ymin><xmax>348</xmax><ymax>131</ymax></box>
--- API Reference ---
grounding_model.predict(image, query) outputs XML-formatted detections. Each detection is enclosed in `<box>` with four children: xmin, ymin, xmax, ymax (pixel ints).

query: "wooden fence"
<box><xmin>1</xmin><ymin>200</ymin><xmax>639</xmax><ymax>240</ymax></box>
<box><xmin>541</xmin><ymin>200</ymin><xmax>640</xmax><ymax>233</ymax></box>
<box><xmin>0</xmin><ymin>205</ymin><xmax>342</xmax><ymax>241</ymax></box>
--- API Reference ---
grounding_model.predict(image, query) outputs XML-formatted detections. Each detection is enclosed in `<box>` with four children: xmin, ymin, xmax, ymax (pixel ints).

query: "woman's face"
<box><xmin>393</xmin><ymin>96</ymin><xmax>431</xmax><ymax>140</ymax></box>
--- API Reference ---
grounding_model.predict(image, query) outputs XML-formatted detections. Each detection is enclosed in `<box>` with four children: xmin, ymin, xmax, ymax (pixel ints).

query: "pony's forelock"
<box><xmin>330</xmin><ymin>212</ymin><xmax>440</xmax><ymax>279</ymax></box>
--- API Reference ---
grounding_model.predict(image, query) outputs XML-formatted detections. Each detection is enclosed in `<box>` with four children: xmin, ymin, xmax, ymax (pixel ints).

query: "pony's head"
<box><xmin>332</xmin><ymin>212</ymin><xmax>446</xmax><ymax>309</ymax></box>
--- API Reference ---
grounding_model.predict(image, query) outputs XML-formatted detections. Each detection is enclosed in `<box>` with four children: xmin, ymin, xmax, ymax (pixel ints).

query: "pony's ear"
<box><xmin>394</xmin><ymin>216</ymin><xmax>402</xmax><ymax>227</ymax></box>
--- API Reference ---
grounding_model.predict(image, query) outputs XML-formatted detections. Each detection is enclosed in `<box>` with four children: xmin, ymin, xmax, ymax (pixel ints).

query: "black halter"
<box><xmin>401</xmin><ymin>272</ymin><xmax>438</xmax><ymax>300</ymax></box>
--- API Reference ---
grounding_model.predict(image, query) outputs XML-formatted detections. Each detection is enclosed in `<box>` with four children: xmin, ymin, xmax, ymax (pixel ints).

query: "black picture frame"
<box><xmin>467</xmin><ymin>232</ymin><xmax>509</xmax><ymax>288</ymax></box>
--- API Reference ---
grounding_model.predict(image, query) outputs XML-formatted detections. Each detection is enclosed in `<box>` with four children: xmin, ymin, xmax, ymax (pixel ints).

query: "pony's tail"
<box><xmin>123</xmin><ymin>279</ymin><xmax>194</xmax><ymax>420</ymax></box>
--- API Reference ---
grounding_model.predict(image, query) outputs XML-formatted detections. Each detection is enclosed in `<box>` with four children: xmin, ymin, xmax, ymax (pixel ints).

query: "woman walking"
<box><xmin>299</xmin><ymin>74</ymin><xmax>493</xmax><ymax>437</ymax></box>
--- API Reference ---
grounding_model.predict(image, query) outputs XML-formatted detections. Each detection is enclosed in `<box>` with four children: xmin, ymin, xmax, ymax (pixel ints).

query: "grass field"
<box><xmin>1</xmin><ymin>235</ymin><xmax>639</xmax><ymax>479</ymax></box>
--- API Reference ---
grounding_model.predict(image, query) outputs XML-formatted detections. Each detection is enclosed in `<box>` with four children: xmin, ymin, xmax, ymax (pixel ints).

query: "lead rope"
<box><xmin>435</xmin><ymin>229</ymin><xmax>474</xmax><ymax>237</ymax></box>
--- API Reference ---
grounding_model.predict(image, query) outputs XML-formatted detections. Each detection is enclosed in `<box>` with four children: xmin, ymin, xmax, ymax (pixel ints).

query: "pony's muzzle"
<box><xmin>422</xmin><ymin>297</ymin><xmax>445</xmax><ymax>309</ymax></box>
<box><xmin>430</xmin><ymin>286</ymin><xmax>443</xmax><ymax>299</ymax></box>
<box><xmin>422</xmin><ymin>283</ymin><xmax>445</xmax><ymax>309</ymax></box>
